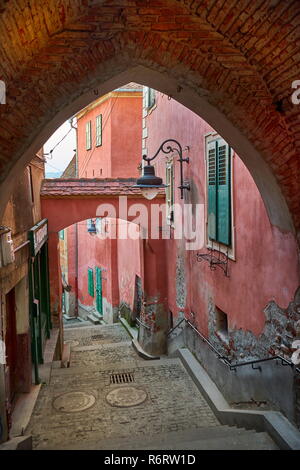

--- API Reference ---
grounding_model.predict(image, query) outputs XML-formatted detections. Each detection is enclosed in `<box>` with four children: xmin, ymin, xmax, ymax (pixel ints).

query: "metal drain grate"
<box><xmin>91</xmin><ymin>335</ymin><xmax>103</xmax><ymax>340</ymax></box>
<box><xmin>110</xmin><ymin>372</ymin><xmax>134</xmax><ymax>385</ymax></box>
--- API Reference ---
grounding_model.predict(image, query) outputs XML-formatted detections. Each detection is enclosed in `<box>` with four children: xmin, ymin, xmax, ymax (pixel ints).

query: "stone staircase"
<box><xmin>63</xmin><ymin>319</ymin><xmax>92</xmax><ymax>328</ymax></box>
<box><xmin>26</xmin><ymin>323</ymin><xmax>283</xmax><ymax>451</ymax></box>
<box><xmin>47</xmin><ymin>425</ymin><xmax>278</xmax><ymax>450</ymax></box>
<box><xmin>86</xmin><ymin>313</ymin><xmax>104</xmax><ymax>325</ymax></box>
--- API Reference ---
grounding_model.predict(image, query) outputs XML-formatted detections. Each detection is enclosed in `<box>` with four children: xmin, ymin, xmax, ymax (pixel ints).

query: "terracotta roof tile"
<box><xmin>41</xmin><ymin>178</ymin><xmax>165</xmax><ymax>199</ymax></box>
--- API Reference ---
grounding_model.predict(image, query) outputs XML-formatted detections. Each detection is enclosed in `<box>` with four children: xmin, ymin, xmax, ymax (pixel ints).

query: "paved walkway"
<box><xmin>27</xmin><ymin>323</ymin><xmax>220</xmax><ymax>450</ymax></box>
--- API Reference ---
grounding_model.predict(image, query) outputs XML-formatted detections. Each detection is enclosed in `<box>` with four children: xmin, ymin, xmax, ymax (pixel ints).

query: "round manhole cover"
<box><xmin>106</xmin><ymin>387</ymin><xmax>147</xmax><ymax>408</ymax></box>
<box><xmin>53</xmin><ymin>391</ymin><xmax>96</xmax><ymax>413</ymax></box>
<box><xmin>64</xmin><ymin>340</ymin><xmax>79</xmax><ymax>348</ymax></box>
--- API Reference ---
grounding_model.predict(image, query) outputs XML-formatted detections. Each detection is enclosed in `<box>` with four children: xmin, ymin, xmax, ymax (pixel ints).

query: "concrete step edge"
<box><xmin>39</xmin><ymin>426</ymin><xmax>265</xmax><ymax>450</ymax></box>
<box><xmin>0</xmin><ymin>435</ymin><xmax>32</xmax><ymax>450</ymax></box>
<box><xmin>177</xmin><ymin>348</ymin><xmax>300</xmax><ymax>450</ymax></box>
<box><xmin>132</xmin><ymin>338</ymin><xmax>160</xmax><ymax>360</ymax></box>
<box><xmin>140</xmin><ymin>432</ymin><xmax>278</xmax><ymax>450</ymax></box>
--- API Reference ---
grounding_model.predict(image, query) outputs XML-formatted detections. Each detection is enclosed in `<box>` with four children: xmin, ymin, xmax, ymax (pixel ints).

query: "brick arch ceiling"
<box><xmin>0</xmin><ymin>0</ymin><xmax>299</xmax><ymax>236</ymax></box>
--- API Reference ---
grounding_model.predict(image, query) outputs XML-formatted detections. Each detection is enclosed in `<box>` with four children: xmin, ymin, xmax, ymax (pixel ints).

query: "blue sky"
<box><xmin>44</xmin><ymin>120</ymin><xmax>76</xmax><ymax>176</ymax></box>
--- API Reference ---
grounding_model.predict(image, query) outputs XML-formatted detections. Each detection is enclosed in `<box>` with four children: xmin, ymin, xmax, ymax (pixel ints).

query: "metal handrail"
<box><xmin>166</xmin><ymin>317</ymin><xmax>186</xmax><ymax>337</ymax></box>
<box><xmin>135</xmin><ymin>317</ymin><xmax>151</xmax><ymax>330</ymax></box>
<box><xmin>167</xmin><ymin>316</ymin><xmax>300</xmax><ymax>374</ymax></box>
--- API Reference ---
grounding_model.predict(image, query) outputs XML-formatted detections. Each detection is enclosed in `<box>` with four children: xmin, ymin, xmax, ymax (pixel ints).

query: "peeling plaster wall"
<box><xmin>146</xmin><ymin>92</ymin><xmax>299</xmax><ymax>339</ymax></box>
<box><xmin>176</xmin><ymin>255</ymin><xmax>186</xmax><ymax>311</ymax></box>
<box><xmin>103</xmin><ymin>297</ymin><xmax>118</xmax><ymax>325</ymax></box>
<box><xmin>117</xmin><ymin>221</ymin><xmax>142</xmax><ymax>315</ymax></box>
<box><xmin>208</xmin><ymin>288</ymin><xmax>300</xmax><ymax>362</ymax></box>
<box><xmin>148</xmin><ymin>92</ymin><xmax>300</xmax><ymax>423</ymax></box>
<box><xmin>183</xmin><ymin>324</ymin><xmax>297</xmax><ymax>424</ymax></box>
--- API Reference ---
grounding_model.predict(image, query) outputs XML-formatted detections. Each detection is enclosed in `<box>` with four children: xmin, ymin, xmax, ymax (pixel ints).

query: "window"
<box><xmin>58</xmin><ymin>230</ymin><xmax>64</xmax><ymax>240</ymax></box>
<box><xmin>215</xmin><ymin>307</ymin><xmax>228</xmax><ymax>342</ymax></box>
<box><xmin>207</xmin><ymin>137</ymin><xmax>232</xmax><ymax>246</ymax></box>
<box><xmin>145</xmin><ymin>87</ymin><xmax>155</xmax><ymax>109</ymax></box>
<box><xmin>88</xmin><ymin>268</ymin><xmax>94</xmax><ymax>297</ymax></box>
<box><xmin>87</xmin><ymin>218</ymin><xmax>103</xmax><ymax>234</ymax></box>
<box><xmin>86</xmin><ymin>120</ymin><xmax>92</xmax><ymax>150</ymax></box>
<box><xmin>166</xmin><ymin>160</ymin><xmax>175</xmax><ymax>224</ymax></box>
<box><xmin>96</xmin><ymin>114</ymin><xmax>102</xmax><ymax>147</ymax></box>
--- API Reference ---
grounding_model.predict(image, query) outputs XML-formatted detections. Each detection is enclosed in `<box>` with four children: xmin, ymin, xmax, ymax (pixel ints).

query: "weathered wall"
<box><xmin>77</xmin><ymin>97</ymin><xmax>113</xmax><ymax>178</ymax></box>
<box><xmin>77</xmin><ymin>91</ymin><xmax>142</xmax><ymax>179</ymax></box>
<box><xmin>181</xmin><ymin>325</ymin><xmax>297</xmax><ymax>424</ymax></box>
<box><xmin>110</xmin><ymin>93</ymin><xmax>142</xmax><ymax>178</ymax></box>
<box><xmin>0</xmin><ymin>157</ymin><xmax>44</xmax><ymax>442</ymax></box>
<box><xmin>75</xmin><ymin>218</ymin><xmax>119</xmax><ymax>323</ymax></box>
<box><xmin>64</xmin><ymin>90</ymin><xmax>143</xmax><ymax>322</ymax></box>
<box><xmin>66</xmin><ymin>224</ymin><xmax>77</xmax><ymax>317</ymax></box>
<box><xmin>146</xmin><ymin>91</ymin><xmax>300</xmax><ymax>417</ymax></box>
<box><xmin>146</xmin><ymin>91</ymin><xmax>299</xmax><ymax>339</ymax></box>
<box><xmin>117</xmin><ymin>220</ymin><xmax>142</xmax><ymax>314</ymax></box>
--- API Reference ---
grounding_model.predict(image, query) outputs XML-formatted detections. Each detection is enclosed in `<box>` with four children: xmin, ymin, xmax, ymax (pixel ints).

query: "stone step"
<box><xmin>50</xmin><ymin>354</ymin><xmax>180</xmax><ymax>378</ymax></box>
<box><xmin>132</xmin><ymin>338</ymin><xmax>160</xmax><ymax>360</ymax></box>
<box><xmin>87</xmin><ymin>314</ymin><xmax>102</xmax><ymax>325</ymax></box>
<box><xmin>141</xmin><ymin>432</ymin><xmax>278</xmax><ymax>450</ymax></box>
<box><xmin>0</xmin><ymin>435</ymin><xmax>32</xmax><ymax>450</ymax></box>
<box><xmin>42</xmin><ymin>425</ymin><xmax>278</xmax><ymax>450</ymax></box>
<box><xmin>63</xmin><ymin>320</ymin><xmax>93</xmax><ymax>328</ymax></box>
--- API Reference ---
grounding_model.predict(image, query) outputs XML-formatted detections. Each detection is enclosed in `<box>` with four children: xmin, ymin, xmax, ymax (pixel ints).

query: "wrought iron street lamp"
<box><xmin>134</xmin><ymin>139</ymin><xmax>190</xmax><ymax>200</ymax></box>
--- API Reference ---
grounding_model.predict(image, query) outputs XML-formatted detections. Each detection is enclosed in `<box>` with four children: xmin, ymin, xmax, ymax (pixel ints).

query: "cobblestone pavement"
<box><xmin>27</xmin><ymin>323</ymin><xmax>220</xmax><ymax>449</ymax></box>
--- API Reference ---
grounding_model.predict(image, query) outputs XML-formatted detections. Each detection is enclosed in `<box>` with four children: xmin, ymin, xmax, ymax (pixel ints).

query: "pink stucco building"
<box><xmin>52</xmin><ymin>84</ymin><xmax>300</xmax><ymax>424</ymax></box>
<box><xmin>60</xmin><ymin>84</ymin><xmax>143</xmax><ymax>323</ymax></box>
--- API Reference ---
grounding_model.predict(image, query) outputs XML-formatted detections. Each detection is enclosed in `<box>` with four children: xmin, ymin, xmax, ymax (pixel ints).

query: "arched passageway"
<box><xmin>1</xmin><ymin>2</ymin><xmax>300</xmax><ymax>446</ymax></box>
<box><xmin>41</xmin><ymin>177</ymin><xmax>167</xmax><ymax>354</ymax></box>
<box><xmin>0</xmin><ymin>0</ymin><xmax>299</xmax><ymax>236</ymax></box>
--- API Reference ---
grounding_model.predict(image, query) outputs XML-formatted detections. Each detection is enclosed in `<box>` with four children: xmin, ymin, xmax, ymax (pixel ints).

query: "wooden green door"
<box><xmin>95</xmin><ymin>267</ymin><xmax>103</xmax><ymax>316</ymax></box>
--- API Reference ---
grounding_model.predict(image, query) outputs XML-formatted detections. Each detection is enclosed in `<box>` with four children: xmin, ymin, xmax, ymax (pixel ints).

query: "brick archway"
<box><xmin>0</xmin><ymin>1</ymin><xmax>299</xmax><ymax>235</ymax></box>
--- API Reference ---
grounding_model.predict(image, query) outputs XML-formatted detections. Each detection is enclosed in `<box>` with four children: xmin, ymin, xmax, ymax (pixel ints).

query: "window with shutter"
<box><xmin>207</xmin><ymin>141</ymin><xmax>217</xmax><ymax>241</ymax></box>
<box><xmin>145</xmin><ymin>87</ymin><xmax>155</xmax><ymax>109</ymax></box>
<box><xmin>216</xmin><ymin>140</ymin><xmax>231</xmax><ymax>246</ymax></box>
<box><xmin>95</xmin><ymin>267</ymin><xmax>103</xmax><ymax>315</ymax></box>
<box><xmin>88</xmin><ymin>268</ymin><xmax>94</xmax><ymax>297</ymax></box>
<box><xmin>86</xmin><ymin>121</ymin><xmax>92</xmax><ymax>150</ymax></box>
<box><xmin>96</xmin><ymin>115</ymin><xmax>102</xmax><ymax>147</ymax></box>
<box><xmin>207</xmin><ymin>137</ymin><xmax>232</xmax><ymax>247</ymax></box>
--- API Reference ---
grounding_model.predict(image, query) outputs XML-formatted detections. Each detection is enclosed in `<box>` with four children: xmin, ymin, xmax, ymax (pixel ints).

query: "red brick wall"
<box><xmin>0</xmin><ymin>1</ymin><xmax>299</xmax><ymax>235</ymax></box>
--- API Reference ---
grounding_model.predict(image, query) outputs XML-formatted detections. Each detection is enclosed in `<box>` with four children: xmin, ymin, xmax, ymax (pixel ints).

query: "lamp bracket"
<box><xmin>142</xmin><ymin>139</ymin><xmax>190</xmax><ymax>199</ymax></box>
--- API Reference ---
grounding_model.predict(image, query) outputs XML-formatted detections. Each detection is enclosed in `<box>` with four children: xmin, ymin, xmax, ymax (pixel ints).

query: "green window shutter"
<box><xmin>95</xmin><ymin>267</ymin><xmax>103</xmax><ymax>315</ymax></box>
<box><xmin>145</xmin><ymin>87</ymin><xmax>155</xmax><ymax>108</ymax></box>
<box><xmin>207</xmin><ymin>140</ymin><xmax>217</xmax><ymax>241</ymax></box>
<box><xmin>88</xmin><ymin>268</ymin><xmax>94</xmax><ymax>297</ymax></box>
<box><xmin>216</xmin><ymin>140</ymin><xmax>231</xmax><ymax>246</ymax></box>
<box><xmin>86</xmin><ymin>121</ymin><xmax>92</xmax><ymax>150</ymax></box>
<box><xmin>96</xmin><ymin>114</ymin><xmax>102</xmax><ymax>147</ymax></box>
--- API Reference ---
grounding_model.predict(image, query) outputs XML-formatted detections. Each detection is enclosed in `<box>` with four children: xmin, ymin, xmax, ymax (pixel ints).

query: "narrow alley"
<box><xmin>1</xmin><ymin>0</ymin><xmax>300</xmax><ymax>454</ymax></box>
<box><xmin>26</xmin><ymin>322</ymin><xmax>277</xmax><ymax>450</ymax></box>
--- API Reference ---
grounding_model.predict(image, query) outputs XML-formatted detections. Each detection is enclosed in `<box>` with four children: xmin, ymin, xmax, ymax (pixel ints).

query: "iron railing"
<box><xmin>135</xmin><ymin>317</ymin><xmax>151</xmax><ymax>330</ymax></box>
<box><xmin>167</xmin><ymin>316</ymin><xmax>300</xmax><ymax>374</ymax></box>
